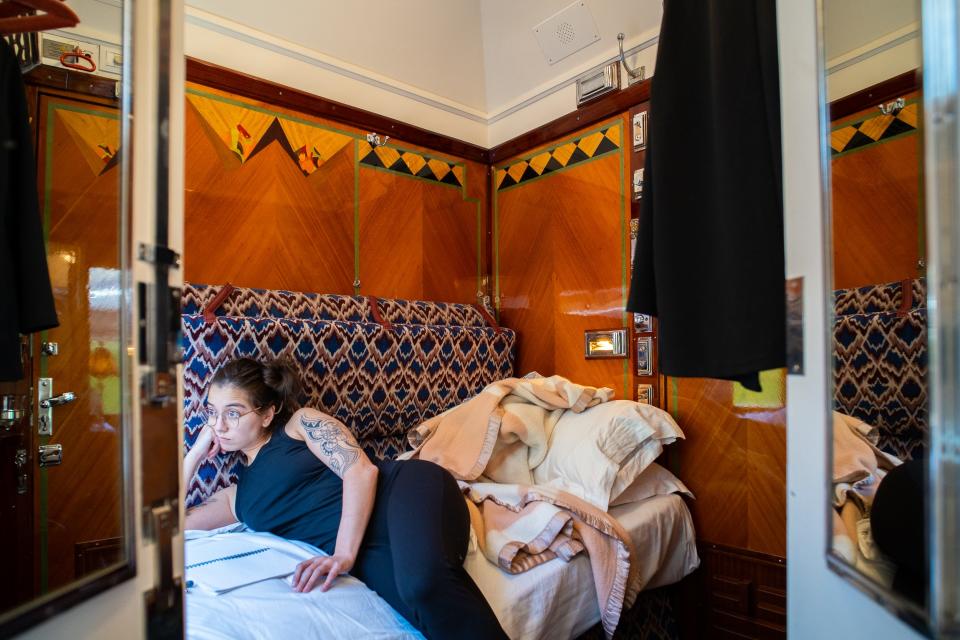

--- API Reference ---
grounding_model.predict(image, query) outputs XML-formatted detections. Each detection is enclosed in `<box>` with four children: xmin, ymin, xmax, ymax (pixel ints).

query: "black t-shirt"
<box><xmin>234</xmin><ymin>428</ymin><xmax>399</xmax><ymax>554</ymax></box>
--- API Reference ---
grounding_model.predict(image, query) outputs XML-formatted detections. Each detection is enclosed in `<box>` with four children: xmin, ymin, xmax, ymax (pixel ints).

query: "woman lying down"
<box><xmin>183</xmin><ymin>357</ymin><xmax>508</xmax><ymax>640</ymax></box>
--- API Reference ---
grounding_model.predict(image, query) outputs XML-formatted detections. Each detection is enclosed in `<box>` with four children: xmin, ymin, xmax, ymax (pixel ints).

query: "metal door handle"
<box><xmin>40</xmin><ymin>392</ymin><xmax>76</xmax><ymax>408</ymax></box>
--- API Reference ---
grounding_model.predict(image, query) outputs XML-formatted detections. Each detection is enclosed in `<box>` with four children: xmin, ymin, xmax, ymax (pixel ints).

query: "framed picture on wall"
<box><xmin>636</xmin><ymin>336</ymin><xmax>653</xmax><ymax>376</ymax></box>
<box><xmin>633</xmin><ymin>313</ymin><xmax>652</xmax><ymax>333</ymax></box>
<box><xmin>632</xmin><ymin>111</ymin><xmax>647</xmax><ymax>150</ymax></box>
<box><xmin>636</xmin><ymin>383</ymin><xmax>653</xmax><ymax>405</ymax></box>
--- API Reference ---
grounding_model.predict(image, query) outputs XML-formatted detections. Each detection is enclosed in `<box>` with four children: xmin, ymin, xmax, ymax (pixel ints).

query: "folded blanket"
<box><xmin>403</xmin><ymin>375</ymin><xmax>636</xmax><ymax>638</ymax></box>
<box><xmin>832</xmin><ymin>412</ymin><xmax>901</xmax><ymax>510</ymax></box>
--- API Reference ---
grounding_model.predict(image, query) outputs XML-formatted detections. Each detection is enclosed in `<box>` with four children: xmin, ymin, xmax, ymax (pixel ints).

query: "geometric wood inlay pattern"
<box><xmin>830</xmin><ymin>101</ymin><xmax>918</xmax><ymax>156</ymax></box>
<box><xmin>494</xmin><ymin>121</ymin><xmax>622</xmax><ymax>191</ymax></box>
<box><xmin>184</xmin><ymin>82</ymin><xmax>485</xmax><ymax>303</ymax></box>
<box><xmin>830</xmin><ymin>91</ymin><xmax>923</xmax><ymax>290</ymax></box>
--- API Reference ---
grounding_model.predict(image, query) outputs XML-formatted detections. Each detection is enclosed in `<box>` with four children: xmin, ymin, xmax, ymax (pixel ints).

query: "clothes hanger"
<box><xmin>59</xmin><ymin>45</ymin><xmax>95</xmax><ymax>71</ymax></box>
<box><xmin>0</xmin><ymin>0</ymin><xmax>79</xmax><ymax>35</ymax></box>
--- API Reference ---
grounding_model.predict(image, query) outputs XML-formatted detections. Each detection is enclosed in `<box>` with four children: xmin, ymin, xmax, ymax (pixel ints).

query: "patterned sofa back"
<box><xmin>182</xmin><ymin>283</ymin><xmax>515</xmax><ymax>507</ymax></box>
<box><xmin>833</xmin><ymin>278</ymin><xmax>927</xmax><ymax>460</ymax></box>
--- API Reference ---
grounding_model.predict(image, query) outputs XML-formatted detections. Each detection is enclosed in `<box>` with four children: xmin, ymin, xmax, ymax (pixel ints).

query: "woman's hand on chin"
<box><xmin>291</xmin><ymin>554</ymin><xmax>354</xmax><ymax>593</ymax></box>
<box><xmin>195</xmin><ymin>425</ymin><xmax>222</xmax><ymax>459</ymax></box>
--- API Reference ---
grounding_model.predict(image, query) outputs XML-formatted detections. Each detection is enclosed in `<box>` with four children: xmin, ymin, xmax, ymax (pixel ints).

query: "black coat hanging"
<box><xmin>627</xmin><ymin>0</ymin><xmax>785</xmax><ymax>391</ymax></box>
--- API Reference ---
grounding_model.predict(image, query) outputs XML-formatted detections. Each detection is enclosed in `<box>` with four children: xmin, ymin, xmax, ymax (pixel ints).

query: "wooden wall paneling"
<box><xmin>495</xmin><ymin>118</ymin><xmax>630</xmax><ymax>395</ymax></box>
<box><xmin>551</xmin><ymin>152</ymin><xmax>629</xmax><ymax>396</ymax></box>
<box><xmin>36</xmin><ymin>95</ymin><xmax>124</xmax><ymax>592</ymax></box>
<box><xmin>495</xmin><ymin>178</ymin><xmax>557</xmax><ymax>378</ymax></box>
<box><xmin>422</xmin><ymin>191</ymin><xmax>482</xmax><ymax>303</ymax></box>
<box><xmin>183</xmin><ymin>84</ymin><xmax>358</xmax><ymax>293</ymax></box>
<box><xmin>358</xmin><ymin>165</ymin><xmax>426</xmax><ymax>299</ymax></box>
<box><xmin>830</xmin><ymin>91</ymin><xmax>923</xmax><ymax>290</ymax></box>
<box><xmin>667</xmin><ymin>374</ymin><xmax>787</xmax><ymax>557</ymax></box>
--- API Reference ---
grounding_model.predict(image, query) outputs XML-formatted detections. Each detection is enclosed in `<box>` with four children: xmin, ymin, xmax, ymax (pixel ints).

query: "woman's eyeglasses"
<box><xmin>203</xmin><ymin>405</ymin><xmax>260</xmax><ymax>430</ymax></box>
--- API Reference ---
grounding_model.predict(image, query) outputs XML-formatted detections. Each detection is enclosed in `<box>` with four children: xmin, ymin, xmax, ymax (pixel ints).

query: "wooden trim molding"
<box><xmin>23</xmin><ymin>64</ymin><xmax>119</xmax><ymax>103</ymax></box>
<box><xmin>186</xmin><ymin>57</ymin><xmax>488</xmax><ymax>164</ymax></box>
<box><xmin>488</xmin><ymin>79</ymin><xmax>651</xmax><ymax>163</ymax></box>
<box><xmin>829</xmin><ymin>69</ymin><xmax>920</xmax><ymax>121</ymax></box>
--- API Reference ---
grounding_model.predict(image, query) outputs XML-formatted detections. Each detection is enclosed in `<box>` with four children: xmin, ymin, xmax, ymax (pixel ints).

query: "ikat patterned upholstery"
<box><xmin>182</xmin><ymin>283</ymin><xmax>492</xmax><ymax>327</ymax></box>
<box><xmin>181</xmin><ymin>286</ymin><xmax>516</xmax><ymax>507</ymax></box>
<box><xmin>833</xmin><ymin>278</ymin><xmax>926</xmax><ymax>316</ymax></box>
<box><xmin>833</xmin><ymin>279</ymin><xmax>927</xmax><ymax>460</ymax></box>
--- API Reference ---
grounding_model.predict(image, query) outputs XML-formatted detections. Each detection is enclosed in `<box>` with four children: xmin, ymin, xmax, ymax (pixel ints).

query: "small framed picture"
<box><xmin>633</xmin><ymin>313</ymin><xmax>652</xmax><ymax>333</ymax></box>
<box><xmin>636</xmin><ymin>336</ymin><xmax>653</xmax><ymax>376</ymax></box>
<box><xmin>632</xmin><ymin>111</ymin><xmax>647</xmax><ymax>150</ymax></box>
<box><xmin>632</xmin><ymin>168</ymin><xmax>644</xmax><ymax>201</ymax></box>
<box><xmin>636</xmin><ymin>383</ymin><xmax>653</xmax><ymax>405</ymax></box>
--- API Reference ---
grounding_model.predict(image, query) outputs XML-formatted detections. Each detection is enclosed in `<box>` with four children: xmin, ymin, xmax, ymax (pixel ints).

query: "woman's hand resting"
<box><xmin>193</xmin><ymin>424</ymin><xmax>222</xmax><ymax>459</ymax></box>
<box><xmin>291</xmin><ymin>553</ymin><xmax>354</xmax><ymax>593</ymax></box>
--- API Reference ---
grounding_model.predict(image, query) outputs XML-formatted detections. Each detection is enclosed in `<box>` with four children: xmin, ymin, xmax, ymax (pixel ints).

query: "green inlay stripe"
<box><xmin>353</xmin><ymin>139</ymin><xmax>360</xmax><ymax>294</ymax></box>
<box><xmin>48</xmin><ymin>101</ymin><xmax>120</xmax><ymax>119</ymax></box>
<box><xmin>619</xmin><ymin>137</ymin><xmax>629</xmax><ymax>400</ymax></box>
<box><xmin>493</xmin><ymin>171</ymin><xmax>500</xmax><ymax>310</ymax></box>
<box><xmin>472</xmin><ymin>199</ymin><xmax>482</xmax><ymax>295</ymax></box>
<box><xmin>496</xmin><ymin>148</ymin><xmax>621</xmax><ymax>193</ymax></box>
<box><xmin>494</xmin><ymin>118</ymin><xmax>622</xmax><ymax>168</ymax></box>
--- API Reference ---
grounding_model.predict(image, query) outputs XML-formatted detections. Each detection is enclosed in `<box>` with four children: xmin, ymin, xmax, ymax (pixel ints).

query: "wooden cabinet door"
<box><xmin>33</xmin><ymin>93</ymin><xmax>123</xmax><ymax>594</ymax></box>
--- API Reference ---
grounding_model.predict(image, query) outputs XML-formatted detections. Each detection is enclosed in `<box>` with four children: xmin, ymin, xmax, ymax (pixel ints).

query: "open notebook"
<box><xmin>186</xmin><ymin>535</ymin><xmax>302</xmax><ymax>594</ymax></box>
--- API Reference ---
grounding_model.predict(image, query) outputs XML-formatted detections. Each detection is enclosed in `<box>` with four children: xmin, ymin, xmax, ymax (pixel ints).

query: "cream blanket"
<box><xmin>402</xmin><ymin>375</ymin><xmax>640</xmax><ymax>638</ymax></box>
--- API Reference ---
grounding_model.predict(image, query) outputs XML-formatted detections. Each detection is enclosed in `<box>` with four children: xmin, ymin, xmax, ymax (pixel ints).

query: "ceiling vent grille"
<box><xmin>533</xmin><ymin>1</ymin><xmax>601</xmax><ymax>65</ymax></box>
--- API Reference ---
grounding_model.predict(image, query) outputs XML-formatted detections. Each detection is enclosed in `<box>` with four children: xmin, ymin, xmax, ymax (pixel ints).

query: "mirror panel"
<box><xmin>0</xmin><ymin>0</ymin><xmax>133</xmax><ymax>630</ymax></box>
<box><xmin>820</xmin><ymin>0</ymin><xmax>934</xmax><ymax>632</ymax></box>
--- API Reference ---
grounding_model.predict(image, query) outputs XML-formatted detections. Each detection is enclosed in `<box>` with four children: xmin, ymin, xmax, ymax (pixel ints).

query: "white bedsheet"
<box><xmin>186</xmin><ymin>494</ymin><xmax>698</xmax><ymax>640</ymax></box>
<box><xmin>466</xmin><ymin>494</ymin><xmax>699</xmax><ymax>640</ymax></box>
<box><xmin>185</xmin><ymin>527</ymin><xmax>424</xmax><ymax>640</ymax></box>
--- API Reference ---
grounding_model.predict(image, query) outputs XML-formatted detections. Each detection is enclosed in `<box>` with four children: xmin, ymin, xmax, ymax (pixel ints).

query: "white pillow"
<box><xmin>609</xmin><ymin>404</ymin><xmax>685</xmax><ymax>500</ymax></box>
<box><xmin>609</xmin><ymin>462</ymin><xmax>694</xmax><ymax>507</ymax></box>
<box><xmin>532</xmin><ymin>400</ymin><xmax>673</xmax><ymax>511</ymax></box>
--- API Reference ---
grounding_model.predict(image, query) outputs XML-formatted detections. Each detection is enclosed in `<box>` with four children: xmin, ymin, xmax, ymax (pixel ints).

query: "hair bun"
<box><xmin>262</xmin><ymin>358</ymin><xmax>302</xmax><ymax>415</ymax></box>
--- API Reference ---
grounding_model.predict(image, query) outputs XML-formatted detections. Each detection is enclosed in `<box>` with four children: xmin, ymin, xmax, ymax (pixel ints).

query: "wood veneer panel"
<box><xmin>669</xmin><ymin>376</ymin><xmax>786</xmax><ymax>557</ymax></box>
<box><xmin>184</xmin><ymin>98</ymin><xmax>355</xmax><ymax>293</ymax></box>
<box><xmin>184</xmin><ymin>82</ymin><xmax>486</xmax><ymax>302</ymax></box>
<box><xmin>358</xmin><ymin>168</ymin><xmax>425</xmax><ymax>299</ymax></box>
<box><xmin>831</xmin><ymin>99</ymin><xmax>922</xmax><ymax>289</ymax></box>
<box><xmin>37</xmin><ymin>97</ymin><xmax>123</xmax><ymax>592</ymax></box>
<box><xmin>497</xmin><ymin>118</ymin><xmax>629</xmax><ymax>394</ymax></box>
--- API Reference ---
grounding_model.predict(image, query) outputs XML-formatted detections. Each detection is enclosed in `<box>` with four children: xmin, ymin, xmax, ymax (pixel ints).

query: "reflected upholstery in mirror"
<box><xmin>0</xmin><ymin>0</ymin><xmax>130</xmax><ymax>627</ymax></box>
<box><xmin>820</xmin><ymin>0</ymin><xmax>930</xmax><ymax>625</ymax></box>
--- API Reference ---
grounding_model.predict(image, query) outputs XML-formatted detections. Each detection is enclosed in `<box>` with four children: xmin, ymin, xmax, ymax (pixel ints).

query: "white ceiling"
<box><xmin>822</xmin><ymin>0</ymin><xmax>919</xmax><ymax>60</ymax></box>
<box><xmin>185</xmin><ymin>0</ymin><xmax>663</xmax><ymax>114</ymax></box>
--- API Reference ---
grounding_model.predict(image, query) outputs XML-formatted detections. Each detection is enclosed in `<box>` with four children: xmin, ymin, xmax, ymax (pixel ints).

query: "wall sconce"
<box><xmin>584</xmin><ymin>328</ymin><xmax>628</xmax><ymax>359</ymax></box>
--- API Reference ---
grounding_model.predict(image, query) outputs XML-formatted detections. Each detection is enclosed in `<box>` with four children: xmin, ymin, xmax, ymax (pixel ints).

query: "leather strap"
<box><xmin>472</xmin><ymin>303</ymin><xmax>504</xmax><ymax>334</ymax></box>
<box><xmin>203</xmin><ymin>283</ymin><xmax>235</xmax><ymax>324</ymax></box>
<box><xmin>898</xmin><ymin>279</ymin><xmax>913</xmax><ymax>316</ymax></box>
<box><xmin>367</xmin><ymin>296</ymin><xmax>393</xmax><ymax>330</ymax></box>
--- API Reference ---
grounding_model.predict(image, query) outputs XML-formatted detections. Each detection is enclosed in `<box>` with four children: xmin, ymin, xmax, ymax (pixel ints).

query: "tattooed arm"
<box><xmin>290</xmin><ymin>409</ymin><xmax>378</xmax><ymax>592</ymax></box>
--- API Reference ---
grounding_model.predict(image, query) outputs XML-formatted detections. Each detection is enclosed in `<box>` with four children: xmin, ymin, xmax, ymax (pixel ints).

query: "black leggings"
<box><xmin>352</xmin><ymin>459</ymin><xmax>508</xmax><ymax>640</ymax></box>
